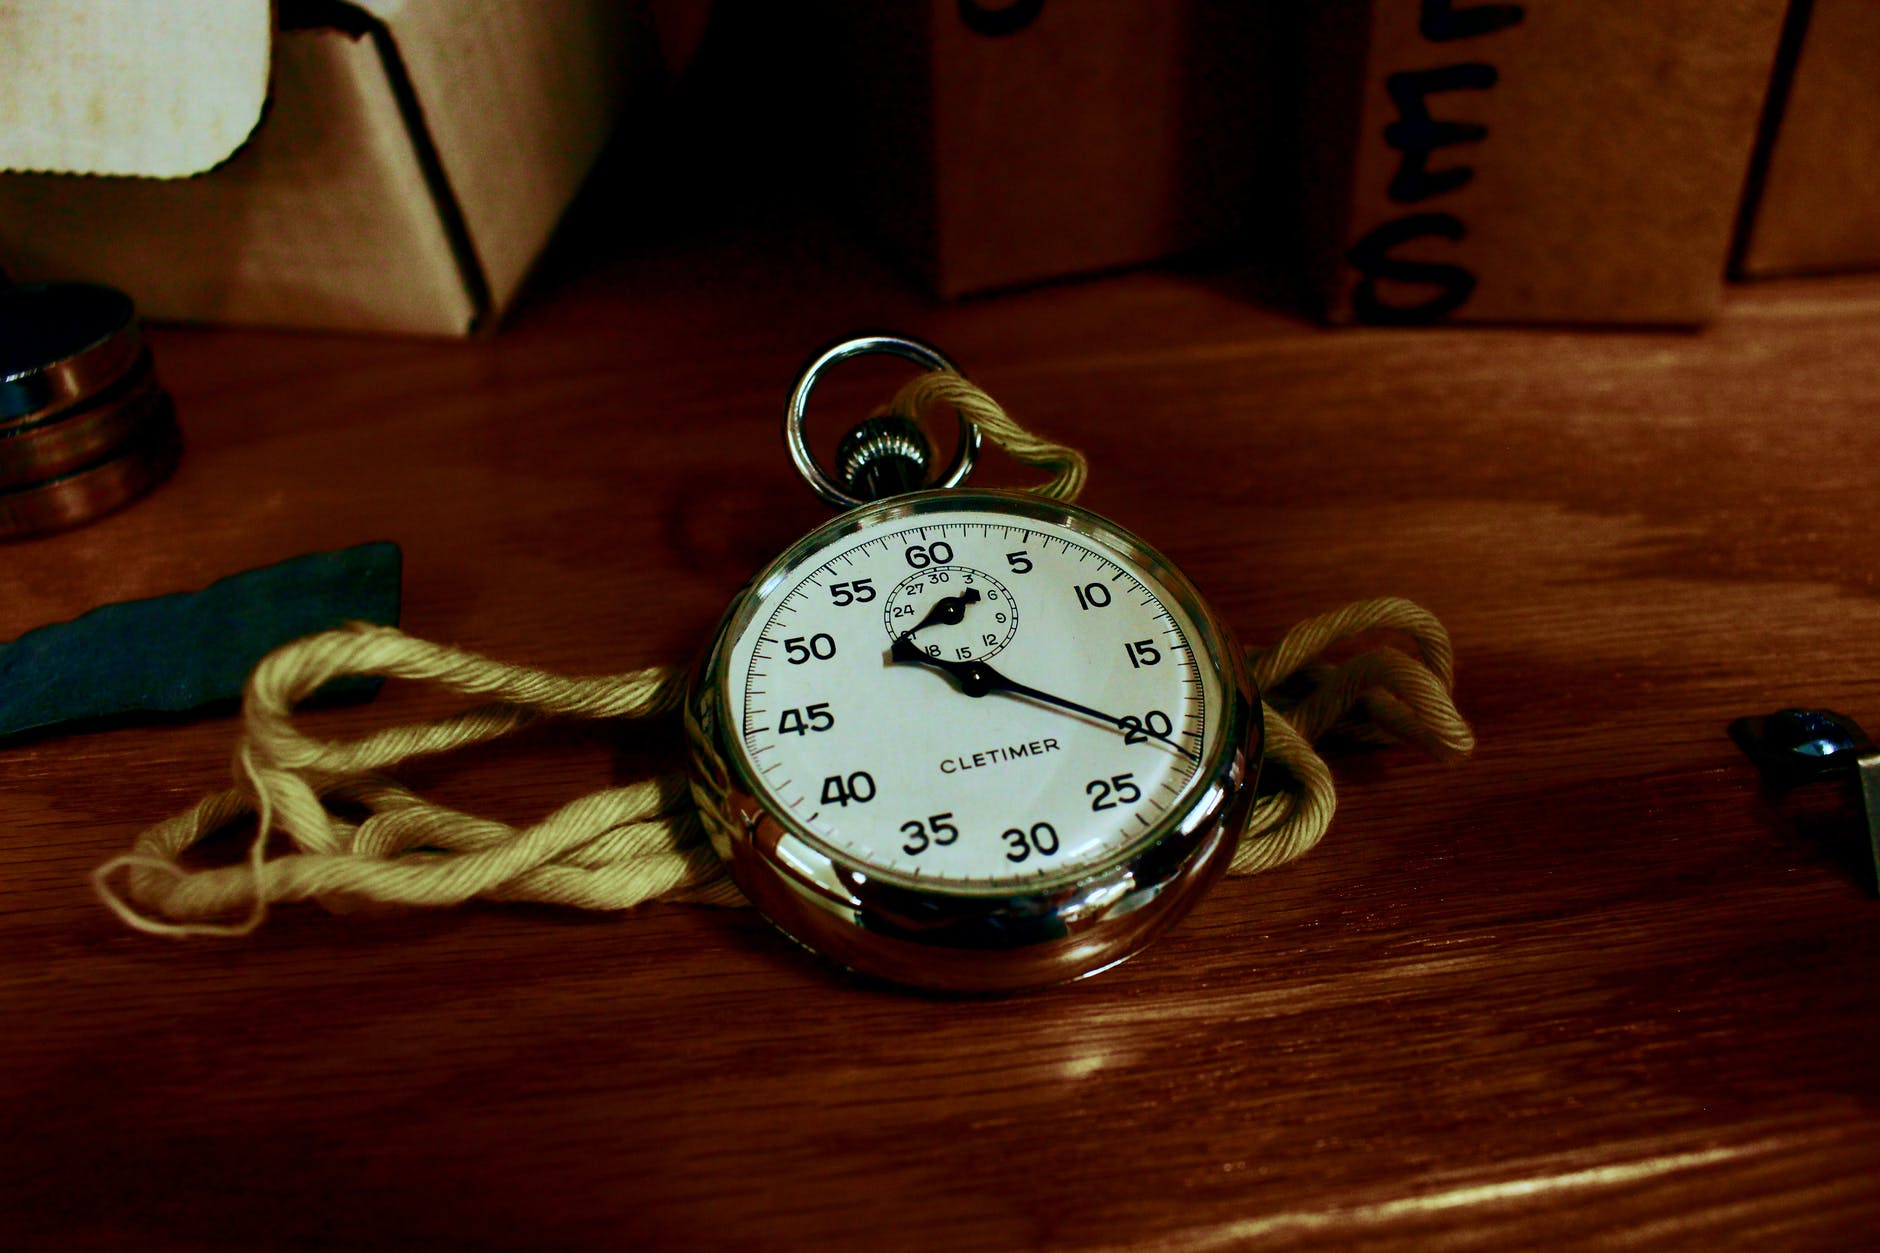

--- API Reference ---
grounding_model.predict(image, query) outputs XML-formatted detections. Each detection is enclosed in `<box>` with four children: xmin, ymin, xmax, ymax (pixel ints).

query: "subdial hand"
<box><xmin>907</xmin><ymin>587</ymin><xmax>981</xmax><ymax>635</ymax></box>
<box><xmin>887</xmin><ymin>636</ymin><xmax>1197</xmax><ymax>760</ymax></box>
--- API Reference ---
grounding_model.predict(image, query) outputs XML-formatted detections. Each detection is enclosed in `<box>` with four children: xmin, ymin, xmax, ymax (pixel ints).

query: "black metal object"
<box><xmin>1730</xmin><ymin>708</ymin><xmax>1875</xmax><ymax>788</ymax></box>
<box><xmin>1732</xmin><ymin>707</ymin><xmax>1880</xmax><ymax>896</ymax></box>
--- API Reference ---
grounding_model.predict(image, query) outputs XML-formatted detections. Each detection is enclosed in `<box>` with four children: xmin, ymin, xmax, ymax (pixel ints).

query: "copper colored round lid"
<box><xmin>0</xmin><ymin>282</ymin><xmax>145</xmax><ymax>427</ymax></box>
<box><xmin>0</xmin><ymin>407</ymin><xmax>181</xmax><ymax>540</ymax></box>
<box><xmin>0</xmin><ymin>353</ymin><xmax>164</xmax><ymax>490</ymax></box>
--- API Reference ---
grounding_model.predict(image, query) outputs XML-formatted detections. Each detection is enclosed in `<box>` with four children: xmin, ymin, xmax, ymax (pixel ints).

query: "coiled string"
<box><xmin>94</xmin><ymin>374</ymin><xmax>1474</xmax><ymax>937</ymax></box>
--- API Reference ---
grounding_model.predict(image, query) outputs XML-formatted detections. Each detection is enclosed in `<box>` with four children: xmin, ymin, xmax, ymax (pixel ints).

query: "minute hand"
<box><xmin>888</xmin><ymin>636</ymin><xmax>1196</xmax><ymax>760</ymax></box>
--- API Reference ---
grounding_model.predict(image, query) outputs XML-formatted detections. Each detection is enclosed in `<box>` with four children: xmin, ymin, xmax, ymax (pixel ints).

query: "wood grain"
<box><xmin>5</xmin><ymin>205</ymin><xmax>1880</xmax><ymax>1249</ymax></box>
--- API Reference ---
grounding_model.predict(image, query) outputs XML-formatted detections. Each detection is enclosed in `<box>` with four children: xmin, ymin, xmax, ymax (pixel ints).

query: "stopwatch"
<box><xmin>686</xmin><ymin>337</ymin><xmax>1261</xmax><ymax>991</ymax></box>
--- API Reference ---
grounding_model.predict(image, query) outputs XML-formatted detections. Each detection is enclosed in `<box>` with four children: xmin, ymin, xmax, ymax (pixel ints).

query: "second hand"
<box><xmin>887</xmin><ymin>635</ymin><xmax>1196</xmax><ymax>760</ymax></box>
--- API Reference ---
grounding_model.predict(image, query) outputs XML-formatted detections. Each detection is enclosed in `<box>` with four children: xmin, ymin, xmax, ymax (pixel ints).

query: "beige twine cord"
<box><xmin>94</xmin><ymin>373</ymin><xmax>1473</xmax><ymax>937</ymax></box>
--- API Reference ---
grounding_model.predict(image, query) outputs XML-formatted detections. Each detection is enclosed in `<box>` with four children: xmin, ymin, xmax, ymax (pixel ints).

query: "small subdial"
<box><xmin>882</xmin><ymin>565</ymin><xmax>1018</xmax><ymax>663</ymax></box>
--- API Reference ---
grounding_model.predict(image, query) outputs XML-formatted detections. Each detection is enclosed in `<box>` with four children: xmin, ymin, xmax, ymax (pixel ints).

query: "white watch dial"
<box><xmin>726</xmin><ymin>502</ymin><xmax>1225</xmax><ymax>891</ymax></box>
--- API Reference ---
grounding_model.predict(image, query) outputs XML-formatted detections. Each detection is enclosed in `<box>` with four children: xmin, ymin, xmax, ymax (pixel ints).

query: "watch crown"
<box><xmin>835</xmin><ymin>415</ymin><xmax>934</xmax><ymax>502</ymax></box>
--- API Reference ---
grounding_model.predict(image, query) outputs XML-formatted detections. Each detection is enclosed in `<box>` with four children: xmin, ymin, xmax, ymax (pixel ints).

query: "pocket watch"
<box><xmin>686</xmin><ymin>336</ymin><xmax>1261</xmax><ymax>991</ymax></box>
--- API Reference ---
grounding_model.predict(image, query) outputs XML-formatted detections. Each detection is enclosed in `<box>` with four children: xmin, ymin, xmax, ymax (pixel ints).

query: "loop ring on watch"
<box><xmin>785</xmin><ymin>334</ymin><xmax>980</xmax><ymax>510</ymax></box>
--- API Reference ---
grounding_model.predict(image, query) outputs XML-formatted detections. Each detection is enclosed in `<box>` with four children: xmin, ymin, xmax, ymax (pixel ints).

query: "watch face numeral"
<box><xmin>903</xmin><ymin>541</ymin><xmax>954</xmax><ymax>569</ymax></box>
<box><xmin>900</xmin><ymin>812</ymin><xmax>960</xmax><ymax>856</ymax></box>
<box><xmin>821</xmin><ymin>771</ymin><xmax>877</xmax><ymax>807</ymax></box>
<box><xmin>1004</xmin><ymin>550</ymin><xmax>1033</xmax><ymax>574</ymax></box>
<box><xmin>777</xmin><ymin>703</ymin><xmax>834</xmax><ymax>735</ymax></box>
<box><xmin>1073</xmin><ymin>581</ymin><xmax>1112</xmax><ymax>610</ymax></box>
<box><xmin>1118</xmin><ymin>710</ymin><xmax>1175</xmax><ymax>746</ymax></box>
<box><xmin>1085</xmin><ymin>772</ymin><xmax>1142</xmax><ymax>811</ymax></box>
<box><xmin>783</xmin><ymin>633</ymin><xmax>837</xmax><ymax>664</ymax></box>
<box><xmin>1124</xmin><ymin>638</ymin><xmax>1161</xmax><ymax>668</ymax></box>
<box><xmin>828</xmin><ymin>578</ymin><xmax>876</xmax><ymax>606</ymax></box>
<box><xmin>1001</xmin><ymin>821</ymin><xmax>1060</xmax><ymax>862</ymax></box>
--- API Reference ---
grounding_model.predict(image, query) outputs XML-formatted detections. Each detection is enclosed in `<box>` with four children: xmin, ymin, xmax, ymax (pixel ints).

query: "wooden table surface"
<box><xmin>6</xmin><ymin>207</ymin><xmax>1880</xmax><ymax>1249</ymax></box>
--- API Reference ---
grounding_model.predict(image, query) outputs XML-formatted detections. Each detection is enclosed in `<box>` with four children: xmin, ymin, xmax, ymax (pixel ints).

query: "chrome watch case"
<box><xmin>684</xmin><ymin>488</ymin><xmax>1262</xmax><ymax>992</ymax></box>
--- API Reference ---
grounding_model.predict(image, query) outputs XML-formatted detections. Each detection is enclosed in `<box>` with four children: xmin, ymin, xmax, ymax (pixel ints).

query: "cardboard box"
<box><xmin>1304</xmin><ymin>0</ymin><xmax>1787</xmax><ymax>325</ymax></box>
<box><xmin>0</xmin><ymin>0</ymin><xmax>648</xmax><ymax>335</ymax></box>
<box><xmin>814</xmin><ymin>1</ymin><xmax>1280</xmax><ymax>298</ymax></box>
<box><xmin>1737</xmin><ymin>0</ymin><xmax>1880</xmax><ymax>278</ymax></box>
